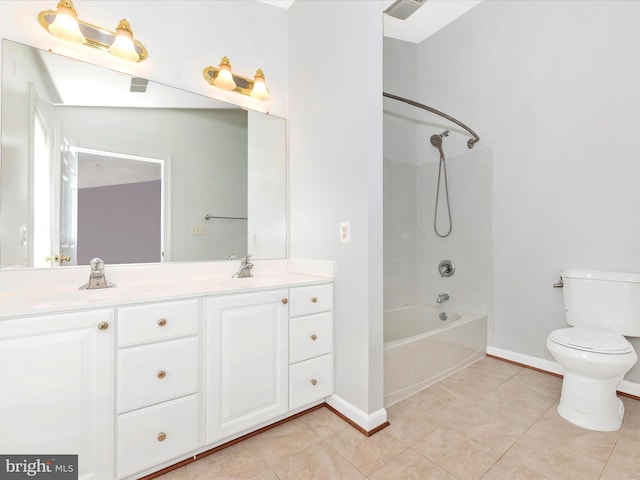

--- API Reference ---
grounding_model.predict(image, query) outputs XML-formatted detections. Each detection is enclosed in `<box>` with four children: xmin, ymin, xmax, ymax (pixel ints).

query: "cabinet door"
<box><xmin>206</xmin><ymin>290</ymin><xmax>288</xmax><ymax>443</ymax></box>
<box><xmin>0</xmin><ymin>310</ymin><xmax>114</xmax><ymax>480</ymax></box>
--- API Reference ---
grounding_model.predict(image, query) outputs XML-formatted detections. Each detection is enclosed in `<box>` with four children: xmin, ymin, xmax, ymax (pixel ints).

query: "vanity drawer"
<box><xmin>289</xmin><ymin>284</ymin><xmax>333</xmax><ymax>317</ymax></box>
<box><xmin>118</xmin><ymin>300</ymin><xmax>199</xmax><ymax>347</ymax></box>
<box><xmin>118</xmin><ymin>337</ymin><xmax>198</xmax><ymax>413</ymax></box>
<box><xmin>289</xmin><ymin>353</ymin><xmax>333</xmax><ymax>410</ymax></box>
<box><xmin>118</xmin><ymin>394</ymin><xmax>198</xmax><ymax>479</ymax></box>
<box><xmin>289</xmin><ymin>312</ymin><xmax>333</xmax><ymax>364</ymax></box>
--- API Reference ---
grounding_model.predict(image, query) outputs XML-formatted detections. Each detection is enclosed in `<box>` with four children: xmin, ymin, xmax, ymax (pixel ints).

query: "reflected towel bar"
<box><xmin>204</xmin><ymin>214</ymin><xmax>247</xmax><ymax>220</ymax></box>
<box><xmin>383</xmin><ymin>92</ymin><xmax>480</xmax><ymax>149</ymax></box>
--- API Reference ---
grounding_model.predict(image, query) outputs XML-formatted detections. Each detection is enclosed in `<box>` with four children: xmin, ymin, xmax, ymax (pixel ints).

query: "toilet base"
<box><xmin>557</xmin><ymin>372</ymin><xmax>624</xmax><ymax>432</ymax></box>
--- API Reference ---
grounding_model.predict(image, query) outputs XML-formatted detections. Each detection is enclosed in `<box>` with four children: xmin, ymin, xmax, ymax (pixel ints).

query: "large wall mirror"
<box><xmin>0</xmin><ymin>39</ymin><xmax>286</xmax><ymax>269</ymax></box>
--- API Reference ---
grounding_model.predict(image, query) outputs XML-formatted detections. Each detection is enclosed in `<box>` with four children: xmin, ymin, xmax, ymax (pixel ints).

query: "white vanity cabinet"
<box><xmin>0</xmin><ymin>309</ymin><xmax>114</xmax><ymax>480</ymax></box>
<box><xmin>288</xmin><ymin>284</ymin><xmax>334</xmax><ymax>410</ymax></box>
<box><xmin>116</xmin><ymin>300</ymin><xmax>200</xmax><ymax>479</ymax></box>
<box><xmin>205</xmin><ymin>289</ymin><xmax>289</xmax><ymax>443</ymax></box>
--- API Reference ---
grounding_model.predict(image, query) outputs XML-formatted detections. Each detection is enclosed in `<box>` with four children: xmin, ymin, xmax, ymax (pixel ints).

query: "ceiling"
<box><xmin>257</xmin><ymin>0</ymin><xmax>482</xmax><ymax>44</ymax></box>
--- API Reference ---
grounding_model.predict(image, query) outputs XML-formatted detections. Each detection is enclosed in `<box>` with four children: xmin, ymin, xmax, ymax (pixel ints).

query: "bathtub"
<box><xmin>384</xmin><ymin>305</ymin><xmax>487</xmax><ymax>407</ymax></box>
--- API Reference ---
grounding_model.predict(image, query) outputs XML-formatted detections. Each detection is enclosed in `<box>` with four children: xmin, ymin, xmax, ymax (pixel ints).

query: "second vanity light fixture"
<box><xmin>203</xmin><ymin>57</ymin><xmax>270</xmax><ymax>101</ymax></box>
<box><xmin>38</xmin><ymin>0</ymin><xmax>148</xmax><ymax>62</ymax></box>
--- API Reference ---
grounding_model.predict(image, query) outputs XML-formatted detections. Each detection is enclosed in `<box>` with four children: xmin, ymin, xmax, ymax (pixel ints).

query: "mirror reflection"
<box><xmin>1</xmin><ymin>39</ymin><xmax>286</xmax><ymax>269</ymax></box>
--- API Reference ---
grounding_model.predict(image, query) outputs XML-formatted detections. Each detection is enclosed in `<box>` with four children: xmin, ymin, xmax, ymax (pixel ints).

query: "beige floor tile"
<box><xmin>413</xmin><ymin>427</ymin><xmax>501</xmax><ymax>480</ymax></box>
<box><xmin>600</xmin><ymin>432</ymin><xmax>640</xmax><ymax>480</ymax></box>
<box><xmin>249</xmin><ymin>417</ymin><xmax>323</xmax><ymax>466</ymax></box>
<box><xmin>481</xmin><ymin>456</ymin><xmax>551</xmax><ymax>480</ymax></box>
<box><xmin>385</xmin><ymin>400</ymin><xmax>440</xmax><ymax>444</ymax></box>
<box><xmin>466</xmin><ymin>356</ymin><xmax>523</xmax><ymax>379</ymax></box>
<box><xmin>326</xmin><ymin>427</ymin><xmax>407</xmax><ymax>476</ymax></box>
<box><xmin>154</xmin><ymin>466</ymin><xmax>191</xmax><ymax>479</ymax></box>
<box><xmin>272</xmin><ymin>440</ymin><xmax>364</xmax><ymax>480</ymax></box>
<box><xmin>401</xmin><ymin>381</ymin><xmax>458</xmax><ymax>411</ymax></box>
<box><xmin>436</xmin><ymin>398</ymin><xmax>530</xmax><ymax>453</ymax></box>
<box><xmin>367</xmin><ymin>448</ymin><xmax>455</xmax><ymax>480</ymax></box>
<box><xmin>248</xmin><ymin>470</ymin><xmax>278</xmax><ymax>480</ymax></box>
<box><xmin>512</xmin><ymin>368</ymin><xmax>562</xmax><ymax>396</ymax></box>
<box><xmin>186</xmin><ymin>441</ymin><xmax>268</xmax><ymax>479</ymax></box>
<box><xmin>301</xmin><ymin>407</ymin><xmax>350</xmax><ymax>438</ymax></box>
<box><xmin>506</xmin><ymin>419</ymin><xmax>611</xmax><ymax>480</ymax></box>
<box><xmin>532</xmin><ymin>402</ymin><xmax>619</xmax><ymax>462</ymax></box>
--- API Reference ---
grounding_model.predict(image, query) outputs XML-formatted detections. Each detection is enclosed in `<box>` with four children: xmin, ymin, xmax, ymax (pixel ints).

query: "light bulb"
<box><xmin>213</xmin><ymin>57</ymin><xmax>237</xmax><ymax>91</ymax></box>
<box><xmin>250</xmin><ymin>69</ymin><xmax>270</xmax><ymax>101</ymax></box>
<box><xmin>48</xmin><ymin>0</ymin><xmax>85</xmax><ymax>44</ymax></box>
<box><xmin>108</xmin><ymin>19</ymin><xmax>140</xmax><ymax>62</ymax></box>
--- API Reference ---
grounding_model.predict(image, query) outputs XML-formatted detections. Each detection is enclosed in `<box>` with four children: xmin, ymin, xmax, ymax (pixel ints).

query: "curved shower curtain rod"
<box><xmin>383</xmin><ymin>92</ymin><xmax>480</xmax><ymax>149</ymax></box>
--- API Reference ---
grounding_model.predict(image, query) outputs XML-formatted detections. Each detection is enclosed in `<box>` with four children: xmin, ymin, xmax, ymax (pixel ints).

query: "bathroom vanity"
<box><xmin>0</xmin><ymin>261</ymin><xmax>334</xmax><ymax>479</ymax></box>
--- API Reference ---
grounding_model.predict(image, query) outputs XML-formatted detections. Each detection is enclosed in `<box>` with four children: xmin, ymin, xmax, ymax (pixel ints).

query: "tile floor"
<box><xmin>156</xmin><ymin>357</ymin><xmax>640</xmax><ymax>479</ymax></box>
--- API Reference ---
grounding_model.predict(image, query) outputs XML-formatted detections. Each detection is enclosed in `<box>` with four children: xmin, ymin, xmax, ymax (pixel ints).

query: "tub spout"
<box><xmin>437</xmin><ymin>293</ymin><xmax>450</xmax><ymax>303</ymax></box>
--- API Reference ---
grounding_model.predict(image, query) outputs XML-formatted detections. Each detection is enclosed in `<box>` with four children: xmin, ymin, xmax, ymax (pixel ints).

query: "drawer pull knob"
<box><xmin>282</xmin><ymin>298</ymin><xmax>288</xmax><ymax>304</ymax></box>
<box><xmin>311</xmin><ymin>297</ymin><xmax>318</xmax><ymax>303</ymax></box>
<box><xmin>158</xmin><ymin>432</ymin><xmax>167</xmax><ymax>442</ymax></box>
<box><xmin>311</xmin><ymin>379</ymin><xmax>318</xmax><ymax>386</ymax></box>
<box><xmin>158</xmin><ymin>318</ymin><xmax>167</xmax><ymax>327</ymax></box>
<box><xmin>157</xmin><ymin>370</ymin><xmax>167</xmax><ymax>379</ymax></box>
<box><xmin>311</xmin><ymin>334</ymin><xmax>318</xmax><ymax>341</ymax></box>
<box><xmin>97</xmin><ymin>321</ymin><xmax>109</xmax><ymax>330</ymax></box>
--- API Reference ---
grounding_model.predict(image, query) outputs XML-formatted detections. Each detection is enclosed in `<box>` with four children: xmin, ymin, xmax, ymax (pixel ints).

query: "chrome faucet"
<box><xmin>233</xmin><ymin>254</ymin><xmax>254</xmax><ymax>278</ymax></box>
<box><xmin>79</xmin><ymin>258</ymin><xmax>115</xmax><ymax>289</ymax></box>
<box><xmin>437</xmin><ymin>293</ymin><xmax>450</xmax><ymax>304</ymax></box>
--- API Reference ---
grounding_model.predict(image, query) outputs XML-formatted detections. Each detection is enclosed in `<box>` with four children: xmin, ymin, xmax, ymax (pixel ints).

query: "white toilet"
<box><xmin>546</xmin><ymin>269</ymin><xmax>640</xmax><ymax>432</ymax></box>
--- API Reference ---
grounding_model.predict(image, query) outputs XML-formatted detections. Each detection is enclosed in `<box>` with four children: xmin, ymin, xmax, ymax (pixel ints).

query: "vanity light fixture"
<box><xmin>213</xmin><ymin>56</ymin><xmax>237</xmax><ymax>91</ymax></box>
<box><xmin>38</xmin><ymin>1</ymin><xmax>148</xmax><ymax>62</ymax></box>
<box><xmin>46</xmin><ymin>0</ymin><xmax>85</xmax><ymax>44</ymax></box>
<box><xmin>203</xmin><ymin>57</ymin><xmax>271</xmax><ymax>101</ymax></box>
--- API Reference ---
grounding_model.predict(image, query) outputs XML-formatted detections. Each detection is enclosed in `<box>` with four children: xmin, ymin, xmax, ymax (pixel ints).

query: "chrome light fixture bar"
<box><xmin>203</xmin><ymin>57</ymin><xmax>270</xmax><ymax>101</ymax></box>
<box><xmin>38</xmin><ymin>0</ymin><xmax>148</xmax><ymax>62</ymax></box>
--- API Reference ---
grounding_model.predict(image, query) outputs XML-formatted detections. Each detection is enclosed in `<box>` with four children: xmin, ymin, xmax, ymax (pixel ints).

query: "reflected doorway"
<box><xmin>74</xmin><ymin>148</ymin><xmax>165</xmax><ymax>265</ymax></box>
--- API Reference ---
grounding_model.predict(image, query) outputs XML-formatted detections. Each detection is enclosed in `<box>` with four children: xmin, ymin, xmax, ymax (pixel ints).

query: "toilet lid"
<box><xmin>549</xmin><ymin>327</ymin><xmax>634</xmax><ymax>354</ymax></box>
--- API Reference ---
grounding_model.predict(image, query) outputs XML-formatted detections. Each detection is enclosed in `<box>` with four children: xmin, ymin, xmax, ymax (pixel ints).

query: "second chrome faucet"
<box><xmin>233</xmin><ymin>254</ymin><xmax>254</xmax><ymax>278</ymax></box>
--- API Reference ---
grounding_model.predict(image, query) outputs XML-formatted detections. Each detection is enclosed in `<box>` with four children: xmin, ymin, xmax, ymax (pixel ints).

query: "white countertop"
<box><xmin>0</xmin><ymin>259</ymin><xmax>335</xmax><ymax>319</ymax></box>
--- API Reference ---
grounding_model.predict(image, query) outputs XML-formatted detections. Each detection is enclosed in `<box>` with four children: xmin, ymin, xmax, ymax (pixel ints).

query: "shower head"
<box><xmin>430</xmin><ymin>130</ymin><xmax>448</xmax><ymax>156</ymax></box>
<box><xmin>430</xmin><ymin>130</ymin><xmax>449</xmax><ymax>147</ymax></box>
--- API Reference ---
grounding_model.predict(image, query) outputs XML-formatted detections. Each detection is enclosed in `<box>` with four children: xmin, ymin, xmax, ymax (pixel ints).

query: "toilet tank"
<box><xmin>563</xmin><ymin>269</ymin><xmax>640</xmax><ymax>336</ymax></box>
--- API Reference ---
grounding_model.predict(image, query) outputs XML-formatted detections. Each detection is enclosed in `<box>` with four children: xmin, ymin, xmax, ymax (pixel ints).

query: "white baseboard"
<box><xmin>486</xmin><ymin>346</ymin><xmax>564</xmax><ymax>376</ymax></box>
<box><xmin>487</xmin><ymin>346</ymin><xmax>640</xmax><ymax>398</ymax></box>
<box><xmin>325</xmin><ymin>394</ymin><xmax>387</xmax><ymax>432</ymax></box>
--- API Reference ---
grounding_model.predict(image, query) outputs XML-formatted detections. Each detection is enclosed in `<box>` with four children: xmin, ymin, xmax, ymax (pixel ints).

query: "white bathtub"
<box><xmin>384</xmin><ymin>305</ymin><xmax>487</xmax><ymax>407</ymax></box>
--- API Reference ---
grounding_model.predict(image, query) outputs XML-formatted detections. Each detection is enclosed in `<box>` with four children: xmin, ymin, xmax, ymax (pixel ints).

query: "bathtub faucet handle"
<box><xmin>437</xmin><ymin>293</ymin><xmax>450</xmax><ymax>304</ymax></box>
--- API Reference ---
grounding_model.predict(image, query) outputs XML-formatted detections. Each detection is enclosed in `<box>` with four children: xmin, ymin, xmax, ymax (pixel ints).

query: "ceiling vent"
<box><xmin>130</xmin><ymin>77</ymin><xmax>148</xmax><ymax>93</ymax></box>
<box><xmin>384</xmin><ymin>0</ymin><xmax>427</xmax><ymax>20</ymax></box>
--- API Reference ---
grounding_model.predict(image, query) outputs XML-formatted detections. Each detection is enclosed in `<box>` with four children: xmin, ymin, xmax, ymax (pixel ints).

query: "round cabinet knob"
<box><xmin>311</xmin><ymin>379</ymin><xmax>318</xmax><ymax>386</ymax></box>
<box><xmin>282</xmin><ymin>298</ymin><xmax>288</xmax><ymax>304</ymax></box>
<box><xmin>97</xmin><ymin>322</ymin><xmax>109</xmax><ymax>330</ymax></box>
<box><xmin>310</xmin><ymin>334</ymin><xmax>318</xmax><ymax>341</ymax></box>
<box><xmin>157</xmin><ymin>370</ymin><xmax>166</xmax><ymax>379</ymax></box>
<box><xmin>311</xmin><ymin>297</ymin><xmax>318</xmax><ymax>303</ymax></box>
<box><xmin>158</xmin><ymin>432</ymin><xmax>167</xmax><ymax>442</ymax></box>
<box><xmin>158</xmin><ymin>318</ymin><xmax>167</xmax><ymax>327</ymax></box>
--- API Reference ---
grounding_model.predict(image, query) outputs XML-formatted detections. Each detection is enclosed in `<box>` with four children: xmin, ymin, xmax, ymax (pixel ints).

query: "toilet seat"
<box><xmin>548</xmin><ymin>327</ymin><xmax>634</xmax><ymax>355</ymax></box>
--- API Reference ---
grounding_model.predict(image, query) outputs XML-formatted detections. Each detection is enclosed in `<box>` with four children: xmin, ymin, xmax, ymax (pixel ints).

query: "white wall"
<box><xmin>289</xmin><ymin>1</ymin><xmax>385</xmax><ymax>415</ymax></box>
<box><xmin>417</xmin><ymin>1</ymin><xmax>640</xmax><ymax>381</ymax></box>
